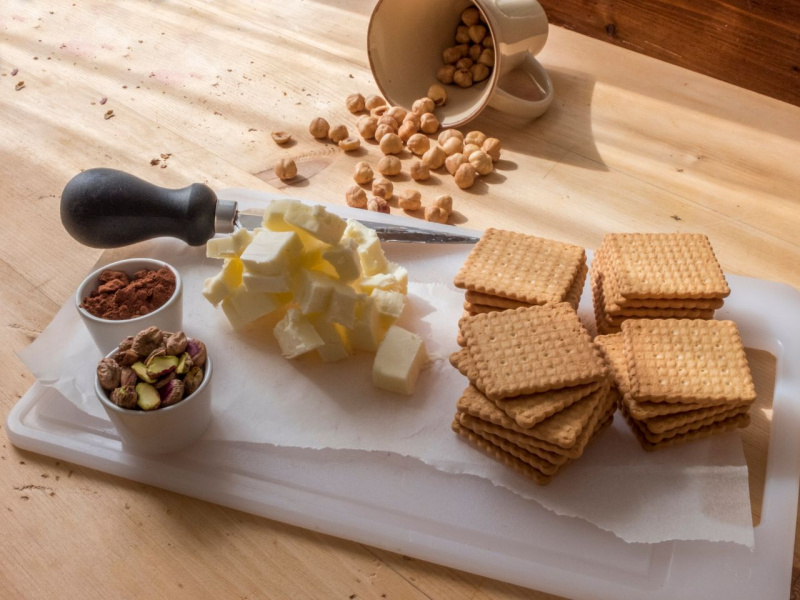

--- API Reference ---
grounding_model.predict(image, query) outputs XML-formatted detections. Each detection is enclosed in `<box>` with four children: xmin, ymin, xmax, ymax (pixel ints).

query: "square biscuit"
<box><xmin>623</xmin><ymin>319</ymin><xmax>756</xmax><ymax>404</ymax></box>
<box><xmin>454</xmin><ymin>228</ymin><xmax>586</xmax><ymax>304</ymax></box>
<box><xmin>621</xmin><ymin>406</ymin><xmax>750</xmax><ymax>451</ymax></box>
<box><xmin>642</xmin><ymin>400</ymin><xmax>753</xmax><ymax>434</ymax></box>
<box><xmin>464</xmin><ymin>290</ymin><xmax>533</xmax><ymax>309</ymax></box>
<box><xmin>460</xmin><ymin>304</ymin><xmax>608</xmax><ymax>400</ymax></box>
<box><xmin>636</xmin><ymin>405</ymin><xmax>750</xmax><ymax>442</ymax></box>
<box><xmin>564</xmin><ymin>262</ymin><xmax>588</xmax><ymax>310</ymax></box>
<box><xmin>601</xmin><ymin>233</ymin><xmax>730</xmax><ymax>301</ymax></box>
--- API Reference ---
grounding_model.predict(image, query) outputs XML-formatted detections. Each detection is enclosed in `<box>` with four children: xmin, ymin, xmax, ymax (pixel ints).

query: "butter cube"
<box><xmin>371</xmin><ymin>289</ymin><xmax>405</xmax><ymax>328</ymax></box>
<box><xmin>273</xmin><ymin>309</ymin><xmax>325</xmax><ymax>359</ymax></box>
<box><xmin>221</xmin><ymin>287</ymin><xmax>284</xmax><ymax>330</ymax></box>
<box><xmin>240</xmin><ymin>230</ymin><xmax>302</xmax><ymax>276</ymax></box>
<box><xmin>295</xmin><ymin>270</ymin><xmax>336</xmax><ymax>315</ymax></box>
<box><xmin>325</xmin><ymin>281</ymin><xmax>361</xmax><ymax>329</ymax></box>
<box><xmin>347</xmin><ymin>297</ymin><xmax>382</xmax><ymax>352</ymax></box>
<box><xmin>358</xmin><ymin>236</ymin><xmax>389</xmax><ymax>276</ymax></box>
<box><xmin>242</xmin><ymin>271</ymin><xmax>292</xmax><ymax>293</ymax></box>
<box><xmin>262</xmin><ymin>198</ymin><xmax>301</xmax><ymax>231</ymax></box>
<box><xmin>206</xmin><ymin>228</ymin><xmax>253</xmax><ymax>259</ymax></box>
<box><xmin>311</xmin><ymin>318</ymin><xmax>350</xmax><ymax>363</ymax></box>
<box><xmin>372</xmin><ymin>326</ymin><xmax>428</xmax><ymax>395</ymax></box>
<box><xmin>299</xmin><ymin>246</ymin><xmax>338</xmax><ymax>278</ymax></box>
<box><xmin>202</xmin><ymin>258</ymin><xmax>243</xmax><ymax>306</ymax></box>
<box><xmin>387</xmin><ymin>262</ymin><xmax>408</xmax><ymax>294</ymax></box>
<box><xmin>343</xmin><ymin>219</ymin><xmax>377</xmax><ymax>245</ymax></box>
<box><xmin>284</xmin><ymin>203</ymin><xmax>346</xmax><ymax>245</ymax></box>
<box><xmin>322</xmin><ymin>238</ymin><xmax>361</xmax><ymax>282</ymax></box>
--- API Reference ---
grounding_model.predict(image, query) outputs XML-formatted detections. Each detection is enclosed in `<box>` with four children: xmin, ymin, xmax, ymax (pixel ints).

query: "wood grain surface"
<box><xmin>540</xmin><ymin>0</ymin><xmax>800</xmax><ymax>107</ymax></box>
<box><xmin>2</xmin><ymin>1</ymin><xmax>800</xmax><ymax>599</ymax></box>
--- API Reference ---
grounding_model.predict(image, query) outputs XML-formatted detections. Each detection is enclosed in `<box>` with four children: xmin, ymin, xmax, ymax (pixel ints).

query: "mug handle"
<box><xmin>488</xmin><ymin>53</ymin><xmax>554</xmax><ymax>120</ymax></box>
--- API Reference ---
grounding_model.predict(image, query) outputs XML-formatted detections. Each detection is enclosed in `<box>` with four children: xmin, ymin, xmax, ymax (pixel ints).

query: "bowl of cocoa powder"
<box><xmin>76</xmin><ymin>258</ymin><xmax>183</xmax><ymax>352</ymax></box>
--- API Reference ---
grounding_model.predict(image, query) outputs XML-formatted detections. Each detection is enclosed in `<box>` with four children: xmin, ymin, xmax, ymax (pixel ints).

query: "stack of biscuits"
<box><xmin>596</xmin><ymin>319</ymin><xmax>755</xmax><ymax>450</ymax></box>
<box><xmin>451</xmin><ymin>303</ymin><xmax>617</xmax><ymax>485</ymax></box>
<box><xmin>455</xmin><ymin>228</ymin><xmax>588</xmax><ymax>316</ymax></box>
<box><xmin>592</xmin><ymin>233</ymin><xmax>729</xmax><ymax>334</ymax></box>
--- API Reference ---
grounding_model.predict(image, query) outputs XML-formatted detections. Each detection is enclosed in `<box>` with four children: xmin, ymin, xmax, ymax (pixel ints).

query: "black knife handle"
<box><xmin>60</xmin><ymin>168</ymin><xmax>218</xmax><ymax>248</ymax></box>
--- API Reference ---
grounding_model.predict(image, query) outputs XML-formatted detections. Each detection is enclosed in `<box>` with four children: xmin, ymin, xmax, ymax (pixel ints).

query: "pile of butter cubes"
<box><xmin>203</xmin><ymin>199</ymin><xmax>427</xmax><ymax>395</ymax></box>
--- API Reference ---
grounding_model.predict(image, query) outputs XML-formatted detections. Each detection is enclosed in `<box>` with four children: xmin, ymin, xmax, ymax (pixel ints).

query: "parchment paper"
<box><xmin>20</xmin><ymin>231</ymin><xmax>754</xmax><ymax>548</ymax></box>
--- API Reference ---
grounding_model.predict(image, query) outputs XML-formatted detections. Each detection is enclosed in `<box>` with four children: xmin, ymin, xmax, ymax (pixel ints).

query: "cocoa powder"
<box><xmin>81</xmin><ymin>267</ymin><xmax>176</xmax><ymax>320</ymax></box>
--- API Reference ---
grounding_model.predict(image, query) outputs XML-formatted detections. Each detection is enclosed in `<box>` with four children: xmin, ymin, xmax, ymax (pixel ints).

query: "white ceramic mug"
<box><xmin>368</xmin><ymin>0</ymin><xmax>554</xmax><ymax>128</ymax></box>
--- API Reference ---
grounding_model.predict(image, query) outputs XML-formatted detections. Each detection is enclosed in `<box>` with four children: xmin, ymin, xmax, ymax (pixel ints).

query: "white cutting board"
<box><xmin>8</xmin><ymin>188</ymin><xmax>800</xmax><ymax>600</ymax></box>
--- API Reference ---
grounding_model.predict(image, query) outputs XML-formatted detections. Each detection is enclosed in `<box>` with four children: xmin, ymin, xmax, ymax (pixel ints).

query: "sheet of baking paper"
<box><xmin>20</xmin><ymin>221</ymin><xmax>754</xmax><ymax>549</ymax></box>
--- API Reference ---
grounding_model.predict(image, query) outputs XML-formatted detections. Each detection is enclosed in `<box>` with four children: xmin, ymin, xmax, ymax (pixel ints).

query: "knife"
<box><xmin>60</xmin><ymin>168</ymin><xmax>481</xmax><ymax>248</ymax></box>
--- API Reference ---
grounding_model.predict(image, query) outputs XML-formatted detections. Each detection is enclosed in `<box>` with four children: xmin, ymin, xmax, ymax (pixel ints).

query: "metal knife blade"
<box><xmin>236</xmin><ymin>213</ymin><xmax>481</xmax><ymax>244</ymax></box>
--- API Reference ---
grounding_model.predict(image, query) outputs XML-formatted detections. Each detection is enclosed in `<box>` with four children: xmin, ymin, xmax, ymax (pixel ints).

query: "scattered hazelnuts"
<box><xmin>433</xmin><ymin>194</ymin><xmax>454</xmax><ymax>215</ymax></box>
<box><xmin>454</xmin><ymin>163</ymin><xmax>478</xmax><ymax>189</ymax></box>
<box><xmin>365</xmin><ymin>94</ymin><xmax>386</xmax><ymax>110</ymax></box>
<box><xmin>445</xmin><ymin>152</ymin><xmax>468</xmax><ymax>175</ymax></box>
<box><xmin>424</xmin><ymin>205</ymin><xmax>449</xmax><ymax>224</ymax></box>
<box><xmin>428</xmin><ymin>84</ymin><xmax>447</xmax><ymax>106</ymax></box>
<box><xmin>470</xmin><ymin>63</ymin><xmax>490</xmax><ymax>83</ymax></box>
<box><xmin>398</xmin><ymin>189</ymin><xmax>422</xmax><ymax>211</ymax></box>
<box><xmin>409</xmin><ymin>160</ymin><xmax>430</xmax><ymax>181</ymax></box>
<box><xmin>338</xmin><ymin>136</ymin><xmax>361</xmax><ymax>152</ymax></box>
<box><xmin>412</xmin><ymin>97</ymin><xmax>436</xmax><ymax>116</ymax></box>
<box><xmin>346</xmin><ymin>93</ymin><xmax>366</xmax><ymax>114</ymax></box>
<box><xmin>453</xmin><ymin>69</ymin><xmax>473</xmax><ymax>88</ymax></box>
<box><xmin>368</xmin><ymin>197</ymin><xmax>390</xmax><ymax>214</ymax></box>
<box><xmin>377</xmin><ymin>155</ymin><xmax>402</xmax><ymax>176</ymax></box>
<box><xmin>271</xmin><ymin>131</ymin><xmax>292</xmax><ymax>145</ymax></box>
<box><xmin>372</xmin><ymin>177</ymin><xmax>394</xmax><ymax>200</ymax></box>
<box><xmin>440</xmin><ymin>7</ymin><xmax>494</xmax><ymax>88</ymax></box>
<box><xmin>464</xmin><ymin>130</ymin><xmax>487</xmax><ymax>146</ymax></box>
<box><xmin>309</xmin><ymin>117</ymin><xmax>329</xmax><ymax>139</ymax></box>
<box><xmin>374</xmin><ymin>124</ymin><xmax>394</xmax><ymax>143</ymax></box>
<box><xmin>378</xmin><ymin>115</ymin><xmax>399</xmax><ymax>132</ymax></box>
<box><xmin>398</xmin><ymin>120</ymin><xmax>419</xmax><ymax>142</ymax></box>
<box><xmin>422</xmin><ymin>145</ymin><xmax>447</xmax><ymax>170</ymax></box>
<box><xmin>420</xmin><ymin>112</ymin><xmax>440</xmax><ymax>134</ymax></box>
<box><xmin>441</xmin><ymin>136</ymin><xmax>463</xmax><ymax>156</ymax></box>
<box><xmin>328</xmin><ymin>124</ymin><xmax>349</xmax><ymax>144</ymax></box>
<box><xmin>274</xmin><ymin>158</ymin><xmax>297</xmax><ymax>181</ymax></box>
<box><xmin>357</xmin><ymin>115</ymin><xmax>378</xmax><ymax>139</ymax></box>
<box><xmin>437</xmin><ymin>65</ymin><xmax>456</xmax><ymax>85</ymax></box>
<box><xmin>371</xmin><ymin>105</ymin><xmax>390</xmax><ymax>118</ymax></box>
<box><xmin>462</xmin><ymin>143</ymin><xmax>481</xmax><ymax>159</ymax></box>
<box><xmin>406</xmin><ymin>133</ymin><xmax>430</xmax><ymax>156</ymax></box>
<box><xmin>379</xmin><ymin>133</ymin><xmax>404</xmax><ymax>155</ymax></box>
<box><xmin>469</xmin><ymin>150</ymin><xmax>493</xmax><ymax>175</ymax></box>
<box><xmin>353</xmin><ymin>161</ymin><xmax>374</xmax><ymax>184</ymax></box>
<box><xmin>387</xmin><ymin>106</ymin><xmax>408</xmax><ymax>123</ymax></box>
<box><xmin>482</xmin><ymin>137</ymin><xmax>501</xmax><ymax>161</ymax></box>
<box><xmin>439</xmin><ymin>129</ymin><xmax>464</xmax><ymax>145</ymax></box>
<box><xmin>404</xmin><ymin>112</ymin><xmax>422</xmax><ymax>128</ymax></box>
<box><xmin>345</xmin><ymin>185</ymin><xmax>368</xmax><ymax>208</ymax></box>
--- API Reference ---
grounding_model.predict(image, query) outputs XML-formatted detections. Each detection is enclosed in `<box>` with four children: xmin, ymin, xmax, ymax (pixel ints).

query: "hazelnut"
<box><xmin>433</xmin><ymin>194</ymin><xmax>453</xmax><ymax>214</ymax></box>
<box><xmin>455</xmin><ymin>44</ymin><xmax>470</xmax><ymax>58</ymax></box>
<box><xmin>398</xmin><ymin>189</ymin><xmax>422</xmax><ymax>211</ymax></box>
<box><xmin>455</xmin><ymin>25</ymin><xmax>471</xmax><ymax>44</ymax></box>
<box><xmin>346</xmin><ymin>92</ymin><xmax>366</xmax><ymax>113</ymax></box>
<box><xmin>374</xmin><ymin>123</ymin><xmax>394</xmax><ymax>142</ymax></box>
<box><xmin>403</xmin><ymin>111</ymin><xmax>422</xmax><ymax>127</ymax></box>
<box><xmin>478</xmin><ymin>48</ymin><xmax>495</xmax><ymax>67</ymax></box>
<box><xmin>445</xmin><ymin>152</ymin><xmax>468</xmax><ymax>175</ymax></box>
<box><xmin>406</xmin><ymin>133</ymin><xmax>430</xmax><ymax>156</ymax></box>
<box><xmin>483</xmin><ymin>35</ymin><xmax>494</xmax><ymax>48</ymax></box>
<box><xmin>442</xmin><ymin>46</ymin><xmax>462</xmax><ymax>65</ymax></box>
<box><xmin>346</xmin><ymin>185</ymin><xmax>368</xmax><ymax>208</ymax></box>
<box><xmin>438</xmin><ymin>129</ymin><xmax>464</xmax><ymax>145</ymax></box>
<box><xmin>455</xmin><ymin>58</ymin><xmax>474</xmax><ymax>71</ymax></box>
<box><xmin>309</xmin><ymin>117</ymin><xmax>329</xmax><ymax>139</ymax></box>
<box><xmin>97</xmin><ymin>358</ymin><xmax>121</xmax><ymax>391</ymax></box>
<box><xmin>377</xmin><ymin>115</ymin><xmax>399</xmax><ymax>132</ymax></box>
<box><xmin>271</xmin><ymin>131</ymin><xmax>292</xmax><ymax>145</ymax></box>
<box><xmin>462</xmin><ymin>143</ymin><xmax>481</xmax><ymax>159</ymax></box>
<box><xmin>454</xmin><ymin>163</ymin><xmax>478</xmax><ymax>189</ymax></box>
<box><xmin>421</xmin><ymin>145</ymin><xmax>447</xmax><ymax>170</ymax></box>
<box><xmin>409</xmin><ymin>160</ymin><xmax>430</xmax><ymax>181</ymax></box>
<box><xmin>465</xmin><ymin>130</ymin><xmax>487</xmax><ymax>146</ymax></box>
<box><xmin>372</xmin><ymin>178</ymin><xmax>394</xmax><ymax>200</ymax></box>
<box><xmin>353</xmin><ymin>161</ymin><xmax>374</xmax><ymax>184</ymax></box>
<box><xmin>468</xmin><ymin>24</ymin><xmax>487</xmax><ymax>44</ymax></box>
<box><xmin>412</xmin><ymin>97</ymin><xmax>435</xmax><ymax>115</ymax></box>
<box><xmin>468</xmin><ymin>43</ymin><xmax>483</xmax><ymax>63</ymax></box>
<box><xmin>367</xmin><ymin>197</ymin><xmax>390</xmax><ymax>214</ymax></box>
<box><xmin>453</xmin><ymin>69</ymin><xmax>473</xmax><ymax>88</ymax></box>
<box><xmin>441</xmin><ymin>136</ymin><xmax>463</xmax><ymax>156</ymax></box>
<box><xmin>482</xmin><ymin>137</ymin><xmax>501</xmax><ymax>161</ymax></box>
<box><xmin>470</xmin><ymin>63</ymin><xmax>490</xmax><ymax>83</ymax></box>
<box><xmin>428</xmin><ymin>84</ymin><xmax>447</xmax><ymax>107</ymax></box>
<box><xmin>339</xmin><ymin>136</ymin><xmax>361</xmax><ymax>152</ymax></box>
<box><xmin>437</xmin><ymin>65</ymin><xmax>456</xmax><ymax>85</ymax></box>
<box><xmin>357</xmin><ymin>115</ymin><xmax>378</xmax><ymax>139</ymax></box>
<box><xmin>387</xmin><ymin>106</ymin><xmax>408</xmax><ymax>123</ymax></box>
<box><xmin>328</xmin><ymin>124</ymin><xmax>349</xmax><ymax>144</ymax></box>
<box><xmin>379</xmin><ymin>132</ymin><xmax>403</xmax><ymax>155</ymax></box>
<box><xmin>377</xmin><ymin>156</ymin><xmax>402</xmax><ymax>176</ymax></box>
<box><xmin>420</xmin><ymin>112</ymin><xmax>440</xmax><ymax>134</ymax></box>
<box><xmin>274</xmin><ymin>158</ymin><xmax>298</xmax><ymax>180</ymax></box>
<box><xmin>424</xmin><ymin>205</ymin><xmax>449</xmax><ymax>224</ymax></box>
<box><xmin>470</xmin><ymin>150</ymin><xmax>493</xmax><ymax>175</ymax></box>
<box><xmin>461</xmin><ymin>6</ymin><xmax>481</xmax><ymax>26</ymax></box>
<box><xmin>370</xmin><ymin>105</ymin><xmax>389</xmax><ymax>118</ymax></box>
<box><xmin>398</xmin><ymin>120</ymin><xmax>419</xmax><ymax>142</ymax></box>
<box><xmin>365</xmin><ymin>94</ymin><xmax>387</xmax><ymax>111</ymax></box>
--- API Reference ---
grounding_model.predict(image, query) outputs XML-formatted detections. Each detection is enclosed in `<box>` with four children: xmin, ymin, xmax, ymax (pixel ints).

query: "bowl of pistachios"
<box><xmin>94</xmin><ymin>325</ymin><xmax>212</xmax><ymax>454</ymax></box>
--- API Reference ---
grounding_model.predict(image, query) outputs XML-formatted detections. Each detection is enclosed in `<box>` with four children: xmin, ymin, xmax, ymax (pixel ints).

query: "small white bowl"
<box><xmin>76</xmin><ymin>258</ymin><xmax>183</xmax><ymax>352</ymax></box>
<box><xmin>95</xmin><ymin>344</ymin><xmax>213</xmax><ymax>454</ymax></box>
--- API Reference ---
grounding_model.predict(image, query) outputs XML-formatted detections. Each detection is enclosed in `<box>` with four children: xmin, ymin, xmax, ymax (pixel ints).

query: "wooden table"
<box><xmin>2</xmin><ymin>1</ymin><xmax>799</xmax><ymax>598</ymax></box>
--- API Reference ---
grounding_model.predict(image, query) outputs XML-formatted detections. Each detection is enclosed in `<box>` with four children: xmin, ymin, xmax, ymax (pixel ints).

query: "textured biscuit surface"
<box><xmin>465</xmin><ymin>290</ymin><xmax>533</xmax><ymax>309</ymax></box>
<box><xmin>621</xmin><ymin>407</ymin><xmax>750</xmax><ymax>451</ymax></box>
<box><xmin>623</xmin><ymin>319</ymin><xmax>756</xmax><ymax>404</ymax></box>
<box><xmin>460</xmin><ymin>304</ymin><xmax>608</xmax><ymax>400</ymax></box>
<box><xmin>453</xmin><ymin>228</ymin><xmax>586</xmax><ymax>304</ymax></box>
